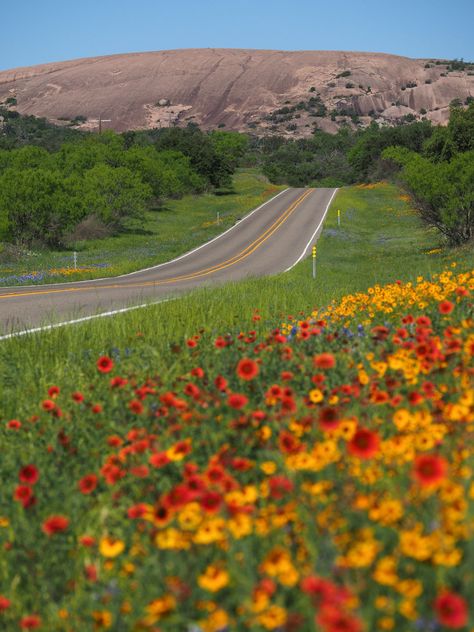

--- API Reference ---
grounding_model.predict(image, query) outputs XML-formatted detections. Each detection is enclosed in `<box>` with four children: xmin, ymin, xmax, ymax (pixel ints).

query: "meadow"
<box><xmin>0</xmin><ymin>182</ymin><xmax>473</xmax><ymax>631</ymax></box>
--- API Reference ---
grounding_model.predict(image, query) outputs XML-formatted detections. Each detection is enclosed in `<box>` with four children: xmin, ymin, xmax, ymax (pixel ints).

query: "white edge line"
<box><xmin>0</xmin><ymin>298</ymin><xmax>176</xmax><ymax>341</ymax></box>
<box><xmin>283</xmin><ymin>188</ymin><xmax>339</xmax><ymax>273</ymax></box>
<box><xmin>0</xmin><ymin>188</ymin><xmax>290</xmax><ymax>290</ymax></box>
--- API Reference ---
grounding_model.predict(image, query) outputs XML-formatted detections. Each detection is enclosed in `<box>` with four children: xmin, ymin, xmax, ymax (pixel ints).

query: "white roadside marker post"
<box><xmin>217</xmin><ymin>212</ymin><xmax>220</xmax><ymax>225</ymax></box>
<box><xmin>338</xmin><ymin>209</ymin><xmax>341</xmax><ymax>227</ymax></box>
<box><xmin>312</xmin><ymin>245</ymin><xmax>317</xmax><ymax>279</ymax></box>
<box><xmin>73</xmin><ymin>251</ymin><xmax>77</xmax><ymax>271</ymax></box>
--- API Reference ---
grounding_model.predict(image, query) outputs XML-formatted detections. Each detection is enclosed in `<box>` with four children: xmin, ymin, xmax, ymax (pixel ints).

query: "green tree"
<box><xmin>82</xmin><ymin>165</ymin><xmax>152</xmax><ymax>230</ymax></box>
<box><xmin>209</xmin><ymin>131</ymin><xmax>249</xmax><ymax>170</ymax></box>
<box><xmin>151</xmin><ymin>125</ymin><xmax>234</xmax><ymax>188</ymax></box>
<box><xmin>349</xmin><ymin>121</ymin><xmax>433</xmax><ymax>180</ymax></box>
<box><xmin>424</xmin><ymin>102</ymin><xmax>474</xmax><ymax>160</ymax></box>
<box><xmin>384</xmin><ymin>147</ymin><xmax>474</xmax><ymax>245</ymax></box>
<box><xmin>0</xmin><ymin>168</ymin><xmax>80</xmax><ymax>246</ymax></box>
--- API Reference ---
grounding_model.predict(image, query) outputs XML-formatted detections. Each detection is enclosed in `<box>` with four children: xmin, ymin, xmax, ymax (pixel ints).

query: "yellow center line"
<box><xmin>0</xmin><ymin>189</ymin><xmax>314</xmax><ymax>301</ymax></box>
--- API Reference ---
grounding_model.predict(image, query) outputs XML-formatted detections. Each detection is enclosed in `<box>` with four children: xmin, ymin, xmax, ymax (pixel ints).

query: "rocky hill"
<box><xmin>1</xmin><ymin>49</ymin><xmax>473</xmax><ymax>137</ymax></box>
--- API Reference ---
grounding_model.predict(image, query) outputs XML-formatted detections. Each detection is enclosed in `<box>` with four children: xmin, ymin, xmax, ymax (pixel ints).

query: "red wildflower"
<box><xmin>408</xmin><ymin>391</ymin><xmax>423</xmax><ymax>405</ymax></box>
<box><xmin>214</xmin><ymin>375</ymin><xmax>228</xmax><ymax>391</ymax></box>
<box><xmin>214</xmin><ymin>336</ymin><xmax>227</xmax><ymax>348</ymax></box>
<box><xmin>184</xmin><ymin>383</ymin><xmax>201</xmax><ymax>399</ymax></box>
<box><xmin>20</xmin><ymin>615</ymin><xmax>42</xmax><ymax>629</ymax></box>
<box><xmin>316</xmin><ymin>605</ymin><xmax>362</xmax><ymax>632</ymax></box>
<box><xmin>314</xmin><ymin>353</ymin><xmax>336</xmax><ymax>369</ymax></box>
<box><xmin>348</xmin><ymin>428</ymin><xmax>380</xmax><ymax>459</ymax></box>
<box><xmin>416</xmin><ymin>315</ymin><xmax>431</xmax><ymax>327</ymax></box>
<box><xmin>47</xmin><ymin>385</ymin><xmax>60</xmax><ymax>398</ymax></box>
<box><xmin>371</xmin><ymin>325</ymin><xmax>390</xmax><ymax>341</ymax></box>
<box><xmin>41</xmin><ymin>399</ymin><xmax>55</xmax><ymax>412</ymax></box>
<box><xmin>107</xmin><ymin>435</ymin><xmax>123</xmax><ymax>447</ymax></box>
<box><xmin>236</xmin><ymin>357</ymin><xmax>259</xmax><ymax>381</ymax></box>
<box><xmin>300</xmin><ymin>576</ymin><xmax>338</xmax><ymax>604</ymax></box>
<box><xmin>79</xmin><ymin>535</ymin><xmax>96</xmax><ymax>547</ymax></box>
<box><xmin>110</xmin><ymin>376</ymin><xmax>127</xmax><ymax>388</ymax></box>
<box><xmin>0</xmin><ymin>595</ymin><xmax>11</xmax><ymax>611</ymax></box>
<box><xmin>72</xmin><ymin>391</ymin><xmax>84</xmax><ymax>403</ymax></box>
<box><xmin>128</xmin><ymin>399</ymin><xmax>144</xmax><ymax>414</ymax></box>
<box><xmin>91</xmin><ymin>403</ymin><xmax>103</xmax><ymax>414</ymax></box>
<box><xmin>319</xmin><ymin>407</ymin><xmax>340</xmax><ymax>431</ymax></box>
<box><xmin>438</xmin><ymin>300</ymin><xmax>454</xmax><ymax>315</ymax></box>
<box><xmin>228</xmin><ymin>393</ymin><xmax>249</xmax><ymax>409</ymax></box>
<box><xmin>78</xmin><ymin>474</ymin><xmax>98</xmax><ymax>495</ymax></box>
<box><xmin>231</xmin><ymin>457</ymin><xmax>253</xmax><ymax>471</ymax></box>
<box><xmin>186</xmin><ymin>339</ymin><xmax>197</xmax><ymax>348</ymax></box>
<box><xmin>149</xmin><ymin>452</ymin><xmax>171</xmax><ymax>468</ymax></box>
<box><xmin>96</xmin><ymin>355</ymin><xmax>114</xmax><ymax>373</ymax></box>
<box><xmin>14</xmin><ymin>485</ymin><xmax>33</xmax><ymax>507</ymax></box>
<box><xmin>279</xmin><ymin>431</ymin><xmax>301</xmax><ymax>454</ymax></box>
<box><xmin>85</xmin><ymin>564</ymin><xmax>98</xmax><ymax>582</ymax></box>
<box><xmin>206</xmin><ymin>465</ymin><xmax>226</xmax><ymax>483</ymax></box>
<box><xmin>281</xmin><ymin>396</ymin><xmax>296</xmax><ymax>413</ymax></box>
<box><xmin>186</xmin><ymin>474</ymin><xmax>206</xmax><ymax>495</ymax></box>
<box><xmin>7</xmin><ymin>419</ymin><xmax>21</xmax><ymax>429</ymax></box>
<box><xmin>127</xmin><ymin>504</ymin><xmax>149</xmax><ymax>519</ymax></box>
<box><xmin>163</xmin><ymin>484</ymin><xmax>193</xmax><ymax>510</ymax></box>
<box><xmin>269</xmin><ymin>475</ymin><xmax>294</xmax><ymax>500</ymax></box>
<box><xmin>19</xmin><ymin>464</ymin><xmax>39</xmax><ymax>485</ymax></box>
<box><xmin>434</xmin><ymin>591</ymin><xmax>468</xmax><ymax>629</ymax></box>
<box><xmin>412</xmin><ymin>454</ymin><xmax>447</xmax><ymax>487</ymax></box>
<box><xmin>131</xmin><ymin>465</ymin><xmax>149</xmax><ymax>478</ymax></box>
<box><xmin>200</xmin><ymin>490</ymin><xmax>223</xmax><ymax>513</ymax></box>
<box><xmin>101</xmin><ymin>463</ymin><xmax>124</xmax><ymax>485</ymax></box>
<box><xmin>42</xmin><ymin>515</ymin><xmax>69</xmax><ymax>536</ymax></box>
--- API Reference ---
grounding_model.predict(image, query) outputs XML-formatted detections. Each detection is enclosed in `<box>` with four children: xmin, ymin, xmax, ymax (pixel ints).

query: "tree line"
<box><xmin>250</xmin><ymin>104</ymin><xmax>474</xmax><ymax>246</ymax></box>
<box><xmin>383</xmin><ymin>103</ymin><xmax>474</xmax><ymax>245</ymax></box>
<box><xmin>1</xmin><ymin>103</ymin><xmax>472</xmax><ymax>249</ymax></box>
<box><xmin>0</xmin><ymin>115</ymin><xmax>248</xmax><ymax>247</ymax></box>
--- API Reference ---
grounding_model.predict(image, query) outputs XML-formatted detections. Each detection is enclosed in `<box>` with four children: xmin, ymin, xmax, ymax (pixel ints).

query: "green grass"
<box><xmin>0</xmin><ymin>170</ymin><xmax>284</xmax><ymax>286</ymax></box>
<box><xmin>1</xmin><ymin>181</ymin><xmax>473</xmax><ymax>417</ymax></box>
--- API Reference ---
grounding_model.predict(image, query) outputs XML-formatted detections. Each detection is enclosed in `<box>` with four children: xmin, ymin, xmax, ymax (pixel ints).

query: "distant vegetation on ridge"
<box><xmin>0</xmin><ymin>102</ymin><xmax>473</xmax><ymax>254</ymax></box>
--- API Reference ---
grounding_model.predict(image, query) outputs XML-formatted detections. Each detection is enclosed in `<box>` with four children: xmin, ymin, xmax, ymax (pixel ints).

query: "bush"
<box><xmin>63</xmin><ymin>215</ymin><xmax>112</xmax><ymax>244</ymax></box>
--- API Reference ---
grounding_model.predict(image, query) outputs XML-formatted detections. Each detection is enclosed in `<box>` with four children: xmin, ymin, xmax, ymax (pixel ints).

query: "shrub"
<box><xmin>63</xmin><ymin>215</ymin><xmax>112</xmax><ymax>244</ymax></box>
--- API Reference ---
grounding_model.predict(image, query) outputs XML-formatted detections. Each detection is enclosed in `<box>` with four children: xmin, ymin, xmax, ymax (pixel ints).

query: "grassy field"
<box><xmin>0</xmin><ymin>170</ymin><xmax>284</xmax><ymax>286</ymax></box>
<box><xmin>0</xmin><ymin>181</ymin><xmax>473</xmax><ymax>630</ymax></box>
<box><xmin>1</xmin><ymin>181</ymin><xmax>472</xmax><ymax>416</ymax></box>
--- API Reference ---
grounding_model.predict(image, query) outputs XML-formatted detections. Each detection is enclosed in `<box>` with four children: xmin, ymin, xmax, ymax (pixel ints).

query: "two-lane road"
<box><xmin>0</xmin><ymin>187</ymin><xmax>337</xmax><ymax>333</ymax></box>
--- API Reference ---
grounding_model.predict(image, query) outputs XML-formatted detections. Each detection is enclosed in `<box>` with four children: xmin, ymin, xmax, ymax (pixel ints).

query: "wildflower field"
<box><xmin>0</xmin><ymin>265</ymin><xmax>473</xmax><ymax>631</ymax></box>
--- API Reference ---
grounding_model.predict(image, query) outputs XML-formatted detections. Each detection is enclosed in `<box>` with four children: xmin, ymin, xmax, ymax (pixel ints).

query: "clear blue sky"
<box><xmin>1</xmin><ymin>0</ymin><xmax>473</xmax><ymax>71</ymax></box>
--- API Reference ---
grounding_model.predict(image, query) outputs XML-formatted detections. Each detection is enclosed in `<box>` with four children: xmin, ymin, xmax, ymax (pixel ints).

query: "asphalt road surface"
<box><xmin>0</xmin><ymin>187</ymin><xmax>336</xmax><ymax>333</ymax></box>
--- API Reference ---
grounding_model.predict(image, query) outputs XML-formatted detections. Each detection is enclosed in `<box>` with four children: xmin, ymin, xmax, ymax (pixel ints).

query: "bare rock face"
<box><xmin>0</xmin><ymin>49</ymin><xmax>473</xmax><ymax>136</ymax></box>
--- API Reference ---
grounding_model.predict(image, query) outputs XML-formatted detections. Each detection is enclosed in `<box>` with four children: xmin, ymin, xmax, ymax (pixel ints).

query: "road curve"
<box><xmin>0</xmin><ymin>187</ymin><xmax>336</xmax><ymax>333</ymax></box>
